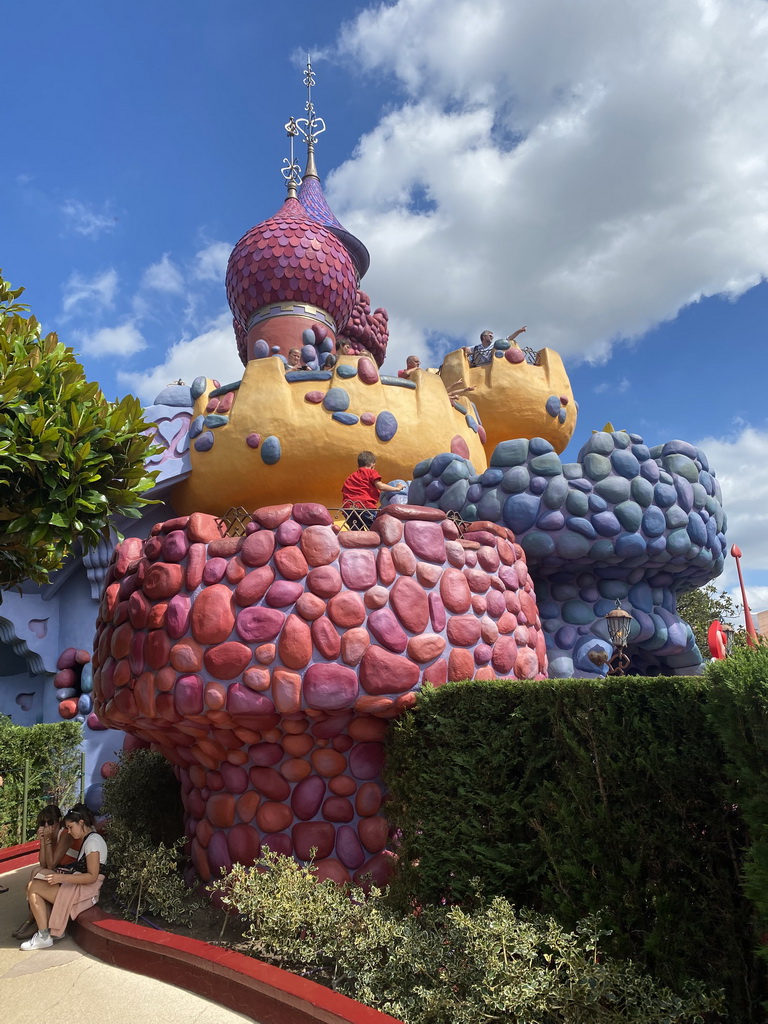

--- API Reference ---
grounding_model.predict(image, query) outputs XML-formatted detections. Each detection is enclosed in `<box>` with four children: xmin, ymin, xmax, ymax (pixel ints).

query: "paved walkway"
<box><xmin>0</xmin><ymin>865</ymin><xmax>256</xmax><ymax>1024</ymax></box>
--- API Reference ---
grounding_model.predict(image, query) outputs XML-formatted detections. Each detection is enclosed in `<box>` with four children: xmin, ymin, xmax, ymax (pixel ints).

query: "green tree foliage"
<box><xmin>0</xmin><ymin>272</ymin><xmax>158</xmax><ymax>591</ymax></box>
<box><xmin>677</xmin><ymin>582</ymin><xmax>742</xmax><ymax>655</ymax></box>
<box><xmin>212</xmin><ymin>850</ymin><xmax>720</xmax><ymax>1024</ymax></box>
<box><xmin>384</xmin><ymin>678</ymin><xmax>765</xmax><ymax>1021</ymax></box>
<box><xmin>0</xmin><ymin>715</ymin><xmax>82</xmax><ymax>845</ymax></box>
<box><xmin>707</xmin><ymin>646</ymin><xmax>768</xmax><ymax>964</ymax></box>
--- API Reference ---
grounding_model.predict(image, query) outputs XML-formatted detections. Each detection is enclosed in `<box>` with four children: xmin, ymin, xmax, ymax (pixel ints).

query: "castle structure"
<box><xmin>0</xmin><ymin>65</ymin><xmax>727</xmax><ymax>882</ymax></box>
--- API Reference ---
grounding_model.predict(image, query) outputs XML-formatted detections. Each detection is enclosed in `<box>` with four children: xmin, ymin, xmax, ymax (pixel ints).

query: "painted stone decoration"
<box><xmin>410</xmin><ymin>430</ymin><xmax>727</xmax><ymax>677</ymax></box>
<box><xmin>92</xmin><ymin>504</ymin><xmax>545</xmax><ymax>885</ymax></box>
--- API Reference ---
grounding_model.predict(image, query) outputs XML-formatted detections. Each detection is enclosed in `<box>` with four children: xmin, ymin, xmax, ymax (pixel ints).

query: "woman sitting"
<box><xmin>20</xmin><ymin>808</ymin><xmax>107</xmax><ymax>950</ymax></box>
<box><xmin>12</xmin><ymin>804</ymin><xmax>71</xmax><ymax>940</ymax></box>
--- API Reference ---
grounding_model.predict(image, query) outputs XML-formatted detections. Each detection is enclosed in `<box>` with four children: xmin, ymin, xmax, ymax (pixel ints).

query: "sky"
<box><xmin>2</xmin><ymin>0</ymin><xmax>768</xmax><ymax>622</ymax></box>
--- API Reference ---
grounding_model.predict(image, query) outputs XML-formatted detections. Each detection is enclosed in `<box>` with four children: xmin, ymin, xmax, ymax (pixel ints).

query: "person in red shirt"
<box><xmin>342</xmin><ymin>451</ymin><xmax>405</xmax><ymax>529</ymax></box>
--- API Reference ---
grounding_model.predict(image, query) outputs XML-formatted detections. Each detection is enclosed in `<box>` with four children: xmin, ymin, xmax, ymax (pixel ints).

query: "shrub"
<box><xmin>384</xmin><ymin>678</ymin><xmax>764</xmax><ymax>1020</ymax></box>
<box><xmin>0</xmin><ymin>716</ymin><xmax>82</xmax><ymax>843</ymax></box>
<box><xmin>211</xmin><ymin>849</ymin><xmax>721</xmax><ymax>1024</ymax></box>
<box><xmin>101</xmin><ymin>748</ymin><xmax>183</xmax><ymax>848</ymax></box>
<box><xmin>706</xmin><ymin>646</ymin><xmax>768</xmax><ymax>962</ymax></box>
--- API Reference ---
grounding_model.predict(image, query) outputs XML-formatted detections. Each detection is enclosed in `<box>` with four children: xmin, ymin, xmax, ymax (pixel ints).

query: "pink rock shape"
<box><xmin>391</xmin><ymin>543</ymin><xmax>416</xmax><ymax>576</ymax></box>
<box><xmin>368</xmin><ymin>609</ymin><xmax>408</xmax><ymax>653</ymax></box>
<box><xmin>207</xmin><ymin>794</ymin><xmax>236</xmax><ymax>828</ymax></box>
<box><xmin>363</xmin><ymin>585</ymin><xmax>389</xmax><ymax>610</ymax></box>
<box><xmin>307</xmin><ymin>566</ymin><xmax>342</xmax><ymax>598</ymax></box>
<box><xmin>304</xmin><ymin>663</ymin><xmax>358</xmax><ymax>710</ymax></box>
<box><xmin>450</xmin><ymin>435</ymin><xmax>470</xmax><ymax>458</ymax></box>
<box><xmin>404</xmin><ymin>521</ymin><xmax>446</xmax><ymax>563</ymax></box>
<box><xmin>191</xmin><ymin>585</ymin><xmax>235</xmax><ymax>644</ymax></box>
<box><xmin>300</xmin><ymin>525</ymin><xmax>340</xmax><ymax>567</ymax></box>
<box><xmin>349</xmin><ymin>741</ymin><xmax>385</xmax><ymax>780</ymax></box>
<box><xmin>423</xmin><ymin>659</ymin><xmax>448</xmax><ymax>686</ymax></box>
<box><xmin>277</xmin><ymin>614</ymin><xmax>312</xmax><ymax>669</ymax></box>
<box><xmin>373</xmin><ymin>515</ymin><xmax>402</xmax><ymax>545</ymax></box>
<box><xmin>276</xmin><ymin>519</ymin><xmax>302</xmax><ymax>546</ymax></box>
<box><xmin>323</xmin><ymin>796</ymin><xmax>354</xmax><ymax>822</ymax></box>
<box><xmin>445</xmin><ymin>541</ymin><xmax>466</xmax><ymax>568</ymax></box>
<box><xmin>204</xmin><ymin>642</ymin><xmax>253</xmax><ymax>680</ymax></box>
<box><xmin>163</xmin><ymin>530</ymin><xmax>190</xmax><ymax>563</ymax></box>
<box><xmin>336</xmin><ymin>825</ymin><xmax>365</xmax><ymax>870</ymax></box>
<box><xmin>234</xmin><ymin>566</ymin><xmax>275</xmax><ymax>607</ymax></box>
<box><xmin>390</xmin><ymin>577</ymin><xmax>430</xmax><ymax>633</ymax></box>
<box><xmin>357</xmin><ymin>356</ymin><xmax>379</xmax><ymax>384</ymax></box>
<box><xmin>312</xmin><ymin>713</ymin><xmax>353</xmax><ymax>739</ymax></box>
<box><xmin>241</xmin><ymin>531</ymin><xmax>276</xmax><ymax>568</ymax></box>
<box><xmin>291</xmin><ymin>775</ymin><xmax>326</xmax><ymax>820</ymax></box>
<box><xmin>144</xmin><ymin>563</ymin><xmax>184</xmax><ymax>600</ymax></box>
<box><xmin>428</xmin><ymin>592</ymin><xmax>446</xmax><ymax>631</ymax></box>
<box><xmin>265</xmin><ymin>580</ymin><xmax>304</xmax><ymax>607</ymax></box>
<box><xmin>471</xmin><ymin>595</ymin><xmax>487</xmax><ymax>615</ymax></box>
<box><xmin>505</xmin><ymin>590</ymin><xmax>521</xmax><ymax>615</ymax></box>
<box><xmin>407</xmin><ymin>633</ymin><xmax>446</xmax><ymax>663</ymax></box>
<box><xmin>506</xmin><ymin>347</ymin><xmax>525</xmax><ymax>363</ymax></box>
<box><xmin>359</xmin><ymin>816</ymin><xmax>389</xmax><ymax>854</ymax></box>
<box><xmin>274</xmin><ymin>546</ymin><xmax>308</xmax><ymax>581</ymax></box>
<box><xmin>295</xmin><ymin>593</ymin><xmax>326</xmax><ymax>621</ymax></box>
<box><xmin>293</xmin><ymin>821</ymin><xmax>335</xmax><ymax>860</ymax></box>
<box><xmin>384</xmin><ymin>505</ymin><xmax>444</xmax><ymax>523</ymax></box>
<box><xmin>327</xmin><ymin>592</ymin><xmax>366</xmax><ymax>628</ymax></box>
<box><xmin>236</xmin><ymin>607</ymin><xmax>285</xmax><ymax>644</ymax></box>
<box><xmin>355</xmin><ymin>782</ymin><xmax>383</xmax><ymax>817</ymax></box>
<box><xmin>249</xmin><ymin>766</ymin><xmax>291</xmax><ymax>801</ymax></box>
<box><xmin>478</xmin><ymin>546</ymin><xmax>500</xmax><ymax>571</ymax></box>
<box><xmin>465</xmin><ymin>567</ymin><xmax>491</xmax><ymax>593</ymax></box>
<box><xmin>481</xmin><ymin>616</ymin><xmax>500</xmax><ymax>643</ymax></box>
<box><xmin>440</xmin><ymin>568</ymin><xmax>472</xmax><ymax>613</ymax></box>
<box><xmin>448</xmin><ymin>649</ymin><xmax>475</xmax><ymax>681</ymax></box>
<box><xmin>474</xmin><ymin>643</ymin><xmax>493</xmax><ymax>664</ymax></box>
<box><xmin>340</xmin><ymin>549</ymin><xmax>377</xmax><ymax>589</ymax></box>
<box><xmin>248</xmin><ymin>741</ymin><xmax>283</xmax><ymax>765</ymax></box>
<box><xmin>447</xmin><ymin>615</ymin><xmax>482</xmax><ymax>646</ymax></box>
<box><xmin>272</xmin><ymin>668</ymin><xmax>301</xmax><ymax>714</ymax></box>
<box><xmin>220</xmin><ymin>763</ymin><xmax>249</xmax><ymax>794</ymax></box>
<box><xmin>341</xmin><ymin>628</ymin><xmax>370</xmax><ymax>665</ymax></box>
<box><xmin>516</xmin><ymin>648</ymin><xmax>539</xmax><ymax>678</ymax></box>
<box><xmin>167</xmin><ymin>594</ymin><xmax>191</xmax><ymax>639</ymax></box>
<box><xmin>175</xmin><ymin>675</ymin><xmax>204</xmax><ymax>716</ymax></box>
<box><xmin>376</xmin><ymin>547</ymin><xmax>396</xmax><ymax>585</ymax></box>
<box><xmin>145</xmin><ymin>630</ymin><xmax>172</xmax><ymax>669</ymax></box>
<box><xmin>202</xmin><ymin>558</ymin><xmax>228</xmax><ymax>585</ymax></box>
<box><xmin>360</xmin><ymin>412</ymin><xmax>375</xmax><ymax>425</ymax></box>
<box><xmin>225</xmin><ymin>685</ymin><xmax>276</xmax><ymax>717</ymax></box>
<box><xmin>486</xmin><ymin>590</ymin><xmax>506</xmax><ymax>618</ymax></box>
<box><xmin>310</xmin><ymin>617</ymin><xmax>342</xmax><ymax>660</ymax></box>
<box><xmin>253</xmin><ymin>504</ymin><xmax>293</xmax><ymax>530</ymax></box>
<box><xmin>492</xmin><ymin>636</ymin><xmax>518</xmax><ymax>675</ymax></box>
<box><xmin>128</xmin><ymin>591</ymin><xmax>151</xmax><ymax>629</ymax></box>
<box><xmin>292</xmin><ymin>503</ymin><xmax>332</xmax><ymax>526</ymax></box>
<box><xmin>360</xmin><ymin>647</ymin><xmax>420</xmax><ymax>694</ymax></box>
<box><xmin>339</xmin><ymin>532</ymin><xmax>380</xmax><ymax>549</ymax></box>
<box><xmin>304</xmin><ymin>392</ymin><xmax>323</xmax><ymax>405</ymax></box>
<box><xmin>227</xmin><ymin>823</ymin><xmax>261</xmax><ymax>865</ymax></box>
<box><xmin>416</xmin><ymin>562</ymin><xmax>443</xmax><ymax>587</ymax></box>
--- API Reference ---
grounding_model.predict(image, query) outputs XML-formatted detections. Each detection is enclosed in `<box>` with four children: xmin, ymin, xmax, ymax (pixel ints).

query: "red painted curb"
<box><xmin>70</xmin><ymin>907</ymin><xmax>404</xmax><ymax>1024</ymax></box>
<box><xmin>0</xmin><ymin>840</ymin><xmax>40</xmax><ymax>870</ymax></box>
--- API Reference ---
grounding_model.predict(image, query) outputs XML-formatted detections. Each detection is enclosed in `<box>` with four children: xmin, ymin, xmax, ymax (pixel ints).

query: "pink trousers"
<box><xmin>48</xmin><ymin>874</ymin><xmax>104</xmax><ymax>935</ymax></box>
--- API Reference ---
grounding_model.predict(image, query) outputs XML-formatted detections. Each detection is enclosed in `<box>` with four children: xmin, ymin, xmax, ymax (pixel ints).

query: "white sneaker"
<box><xmin>20</xmin><ymin>930</ymin><xmax>53</xmax><ymax>950</ymax></box>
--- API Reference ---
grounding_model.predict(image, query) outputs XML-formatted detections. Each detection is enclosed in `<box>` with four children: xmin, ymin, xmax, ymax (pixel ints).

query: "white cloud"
<box><xmin>77</xmin><ymin>322</ymin><xmax>147</xmax><ymax>357</ymax></box>
<box><xmin>60</xmin><ymin>199</ymin><xmax>117</xmax><ymax>239</ymax></box>
<box><xmin>594</xmin><ymin>377</ymin><xmax>629</xmax><ymax>395</ymax></box>
<box><xmin>695</xmin><ymin>425</ymin><xmax>768</xmax><ymax>595</ymax></box>
<box><xmin>193</xmin><ymin>242</ymin><xmax>231</xmax><ymax>283</ymax></box>
<box><xmin>332</xmin><ymin>0</ymin><xmax>768</xmax><ymax>367</ymax></box>
<box><xmin>62</xmin><ymin>269</ymin><xmax>118</xmax><ymax>314</ymax></box>
<box><xmin>117</xmin><ymin>312</ymin><xmax>244</xmax><ymax>404</ymax></box>
<box><xmin>141</xmin><ymin>253</ymin><xmax>184</xmax><ymax>294</ymax></box>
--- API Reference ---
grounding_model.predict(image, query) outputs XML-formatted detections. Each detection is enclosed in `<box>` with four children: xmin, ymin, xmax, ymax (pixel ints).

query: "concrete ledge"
<box><xmin>70</xmin><ymin>907</ymin><xmax>403</xmax><ymax>1024</ymax></box>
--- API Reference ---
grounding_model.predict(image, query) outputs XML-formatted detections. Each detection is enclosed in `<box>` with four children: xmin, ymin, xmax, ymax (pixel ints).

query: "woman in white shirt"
<box><xmin>20</xmin><ymin>808</ymin><xmax>108</xmax><ymax>950</ymax></box>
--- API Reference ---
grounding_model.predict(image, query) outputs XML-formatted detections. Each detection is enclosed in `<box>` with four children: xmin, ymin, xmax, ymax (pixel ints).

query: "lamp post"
<box><xmin>605</xmin><ymin>601</ymin><xmax>633</xmax><ymax>676</ymax></box>
<box><xmin>730</xmin><ymin>544</ymin><xmax>758</xmax><ymax>647</ymax></box>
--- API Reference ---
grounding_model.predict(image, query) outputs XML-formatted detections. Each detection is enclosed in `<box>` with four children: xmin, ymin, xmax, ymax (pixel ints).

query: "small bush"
<box><xmin>211</xmin><ymin>849</ymin><xmax>721</xmax><ymax>1024</ymax></box>
<box><xmin>101</xmin><ymin>748</ymin><xmax>183</xmax><ymax>847</ymax></box>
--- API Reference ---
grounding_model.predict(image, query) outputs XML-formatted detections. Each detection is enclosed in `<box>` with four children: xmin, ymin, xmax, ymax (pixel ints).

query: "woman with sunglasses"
<box><xmin>19</xmin><ymin>808</ymin><xmax>108</xmax><ymax>950</ymax></box>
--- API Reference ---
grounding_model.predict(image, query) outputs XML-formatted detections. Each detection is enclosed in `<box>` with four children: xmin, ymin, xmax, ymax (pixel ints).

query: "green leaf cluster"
<box><xmin>101</xmin><ymin>748</ymin><xmax>184</xmax><ymax>849</ymax></box>
<box><xmin>706</xmin><ymin>646</ymin><xmax>768</xmax><ymax>963</ymax></box>
<box><xmin>677</xmin><ymin>583</ymin><xmax>746</xmax><ymax>655</ymax></box>
<box><xmin>211</xmin><ymin>849</ymin><xmax>720</xmax><ymax>1024</ymax></box>
<box><xmin>384</xmin><ymin>677</ymin><xmax>766</xmax><ymax>1021</ymax></box>
<box><xmin>0</xmin><ymin>271</ymin><xmax>159</xmax><ymax>590</ymax></box>
<box><xmin>0</xmin><ymin>715</ymin><xmax>82</xmax><ymax>844</ymax></box>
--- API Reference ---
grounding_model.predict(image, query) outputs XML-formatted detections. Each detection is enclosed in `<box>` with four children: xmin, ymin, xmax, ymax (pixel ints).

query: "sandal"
<box><xmin>0</xmin><ymin>885</ymin><xmax>8</xmax><ymax>894</ymax></box>
<box><xmin>12</xmin><ymin>918</ymin><xmax>37</xmax><ymax>940</ymax></box>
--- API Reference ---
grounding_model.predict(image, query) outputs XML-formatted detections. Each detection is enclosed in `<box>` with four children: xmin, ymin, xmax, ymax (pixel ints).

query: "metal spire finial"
<box><xmin>281</xmin><ymin>116</ymin><xmax>302</xmax><ymax>197</ymax></box>
<box><xmin>295</xmin><ymin>55</ymin><xmax>326</xmax><ymax>179</ymax></box>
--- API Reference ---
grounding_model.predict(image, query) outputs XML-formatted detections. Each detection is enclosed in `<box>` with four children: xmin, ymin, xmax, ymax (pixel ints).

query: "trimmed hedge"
<box><xmin>384</xmin><ymin>676</ymin><xmax>766</xmax><ymax>1022</ymax></box>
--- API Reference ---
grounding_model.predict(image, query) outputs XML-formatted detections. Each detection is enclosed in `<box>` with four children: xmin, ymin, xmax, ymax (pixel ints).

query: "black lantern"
<box><xmin>605</xmin><ymin>600</ymin><xmax>633</xmax><ymax>675</ymax></box>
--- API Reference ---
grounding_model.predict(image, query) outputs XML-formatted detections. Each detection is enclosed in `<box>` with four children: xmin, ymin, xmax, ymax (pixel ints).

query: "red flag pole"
<box><xmin>730</xmin><ymin>544</ymin><xmax>758</xmax><ymax>646</ymax></box>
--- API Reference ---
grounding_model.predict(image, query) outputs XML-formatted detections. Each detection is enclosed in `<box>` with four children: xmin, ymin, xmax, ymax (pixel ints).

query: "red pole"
<box><xmin>730</xmin><ymin>544</ymin><xmax>758</xmax><ymax>646</ymax></box>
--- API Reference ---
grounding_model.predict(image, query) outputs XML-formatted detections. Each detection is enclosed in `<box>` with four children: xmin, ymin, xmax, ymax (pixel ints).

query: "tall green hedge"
<box><xmin>707</xmin><ymin>646</ymin><xmax>768</xmax><ymax>963</ymax></box>
<box><xmin>384</xmin><ymin>676</ymin><xmax>765</xmax><ymax>1021</ymax></box>
<box><xmin>0</xmin><ymin>715</ymin><xmax>82</xmax><ymax>844</ymax></box>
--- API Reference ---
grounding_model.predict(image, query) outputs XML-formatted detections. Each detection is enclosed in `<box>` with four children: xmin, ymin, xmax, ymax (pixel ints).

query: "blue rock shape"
<box><xmin>546</xmin><ymin>395</ymin><xmax>561</xmax><ymax>417</ymax></box>
<box><xmin>583</xmin><ymin>453</ymin><xmax>612</xmax><ymax>480</ymax></box>
<box><xmin>261</xmin><ymin>436</ymin><xmax>281</xmax><ymax>465</ymax></box>
<box><xmin>191</xmin><ymin>375</ymin><xmax>207</xmax><ymax>400</ymax></box>
<box><xmin>204</xmin><ymin>414</ymin><xmax>229</xmax><ymax>428</ymax></box>
<box><xmin>323</xmin><ymin>388</ymin><xmax>350</xmax><ymax>412</ymax></box>
<box><xmin>530</xmin><ymin>452</ymin><xmax>563</xmax><ymax>477</ymax></box>
<box><xmin>501</xmin><ymin>466</ymin><xmax>530</xmax><ymax>494</ymax></box>
<box><xmin>302</xmin><ymin>328</ymin><xmax>316</xmax><ymax>346</ymax></box>
<box><xmin>153</xmin><ymin>384</ymin><xmax>193</xmax><ymax>407</ymax></box>
<box><xmin>375</xmin><ymin>410</ymin><xmax>398</xmax><ymax>442</ymax></box>
<box><xmin>189</xmin><ymin>414</ymin><xmax>205</xmax><ymax>440</ymax></box>
<box><xmin>286</xmin><ymin>371</ymin><xmax>333</xmax><ymax>382</ymax></box>
<box><xmin>491</xmin><ymin>439</ymin><xmax>529</xmax><ymax>467</ymax></box>
<box><xmin>252</xmin><ymin>339</ymin><xmax>270</xmax><ymax>359</ymax></box>
<box><xmin>336</xmin><ymin>364</ymin><xmax>357</xmax><ymax>378</ymax></box>
<box><xmin>194</xmin><ymin>431</ymin><xmax>214</xmax><ymax>452</ymax></box>
<box><xmin>503</xmin><ymin>493</ymin><xmax>541</xmax><ymax>533</ymax></box>
<box><xmin>332</xmin><ymin>412</ymin><xmax>359</xmax><ymax>425</ymax></box>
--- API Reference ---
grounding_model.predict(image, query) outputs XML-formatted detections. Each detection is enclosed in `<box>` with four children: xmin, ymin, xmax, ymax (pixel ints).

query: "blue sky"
<box><xmin>3</xmin><ymin>0</ymin><xmax>767</xmax><ymax>619</ymax></box>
